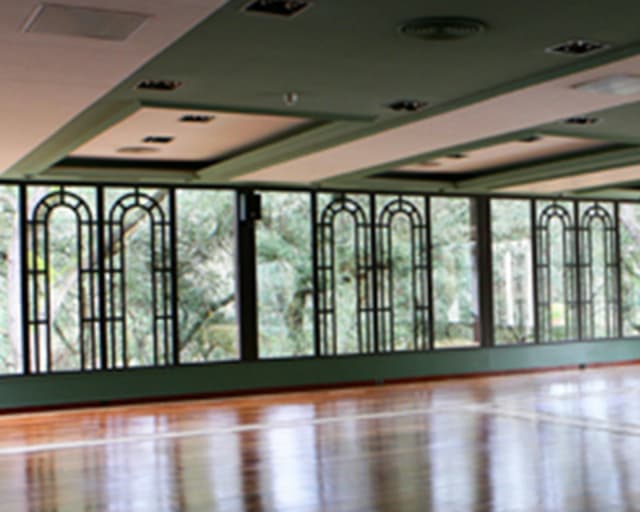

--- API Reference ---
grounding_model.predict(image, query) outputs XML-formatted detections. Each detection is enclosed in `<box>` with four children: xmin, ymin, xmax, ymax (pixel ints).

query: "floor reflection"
<box><xmin>2</xmin><ymin>367</ymin><xmax>640</xmax><ymax>510</ymax></box>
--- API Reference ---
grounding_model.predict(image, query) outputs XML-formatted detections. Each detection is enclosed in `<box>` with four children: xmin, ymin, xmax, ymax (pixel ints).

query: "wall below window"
<box><xmin>1</xmin><ymin>339</ymin><xmax>639</xmax><ymax>411</ymax></box>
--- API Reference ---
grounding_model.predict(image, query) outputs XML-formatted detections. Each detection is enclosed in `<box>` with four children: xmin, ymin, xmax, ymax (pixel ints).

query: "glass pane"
<box><xmin>579</xmin><ymin>202</ymin><xmax>617</xmax><ymax>339</ymax></box>
<box><xmin>27</xmin><ymin>186</ymin><xmax>98</xmax><ymax>372</ymax></box>
<box><xmin>0</xmin><ymin>186</ymin><xmax>21</xmax><ymax>374</ymax></box>
<box><xmin>375</xmin><ymin>195</ymin><xmax>430</xmax><ymax>352</ymax></box>
<box><xmin>431</xmin><ymin>197</ymin><xmax>480</xmax><ymax>349</ymax></box>
<box><xmin>619</xmin><ymin>203</ymin><xmax>640</xmax><ymax>337</ymax></box>
<box><xmin>177</xmin><ymin>189</ymin><xmax>238</xmax><ymax>362</ymax></box>
<box><xmin>491</xmin><ymin>199</ymin><xmax>534</xmax><ymax>345</ymax></box>
<box><xmin>104</xmin><ymin>188</ymin><xmax>173</xmax><ymax>367</ymax></box>
<box><xmin>257</xmin><ymin>192</ymin><xmax>313</xmax><ymax>358</ymax></box>
<box><xmin>535</xmin><ymin>200</ymin><xmax>577</xmax><ymax>342</ymax></box>
<box><xmin>316</xmin><ymin>193</ymin><xmax>374</xmax><ymax>355</ymax></box>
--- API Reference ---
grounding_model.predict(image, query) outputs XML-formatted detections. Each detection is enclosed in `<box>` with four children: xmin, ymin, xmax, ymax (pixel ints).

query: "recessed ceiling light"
<box><xmin>117</xmin><ymin>146</ymin><xmax>160</xmax><ymax>154</ymax></box>
<box><xmin>388</xmin><ymin>99</ymin><xmax>428</xmax><ymax>112</ymax></box>
<box><xmin>401</xmin><ymin>17</ymin><xmax>487</xmax><ymax>41</ymax></box>
<box><xmin>179</xmin><ymin>114</ymin><xmax>215</xmax><ymax>123</ymax></box>
<box><xmin>564</xmin><ymin>115</ymin><xmax>600</xmax><ymax>126</ymax></box>
<box><xmin>446</xmin><ymin>152</ymin><xmax>467</xmax><ymax>159</ymax></box>
<box><xmin>573</xmin><ymin>74</ymin><xmax>640</xmax><ymax>96</ymax></box>
<box><xmin>136</xmin><ymin>79</ymin><xmax>183</xmax><ymax>91</ymax></box>
<box><xmin>244</xmin><ymin>0</ymin><xmax>310</xmax><ymax>18</ymax></box>
<box><xmin>546</xmin><ymin>39</ymin><xmax>608</xmax><ymax>56</ymax></box>
<box><xmin>142</xmin><ymin>135</ymin><xmax>174</xmax><ymax>144</ymax></box>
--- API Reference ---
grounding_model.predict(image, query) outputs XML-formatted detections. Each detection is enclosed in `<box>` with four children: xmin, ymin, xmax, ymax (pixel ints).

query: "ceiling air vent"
<box><xmin>388</xmin><ymin>99</ymin><xmax>428</xmax><ymax>112</ymax></box>
<box><xmin>136</xmin><ymin>79</ymin><xmax>183</xmax><ymax>91</ymax></box>
<box><xmin>244</xmin><ymin>0</ymin><xmax>310</xmax><ymax>18</ymax></box>
<box><xmin>519</xmin><ymin>135</ymin><xmax>542</xmax><ymax>143</ymax></box>
<box><xmin>143</xmin><ymin>136</ymin><xmax>174</xmax><ymax>144</ymax></box>
<box><xmin>546</xmin><ymin>39</ymin><xmax>608</xmax><ymax>56</ymax></box>
<box><xmin>564</xmin><ymin>116</ymin><xmax>600</xmax><ymax>125</ymax></box>
<box><xmin>180</xmin><ymin>114</ymin><xmax>215</xmax><ymax>123</ymax></box>
<box><xmin>117</xmin><ymin>146</ymin><xmax>160</xmax><ymax>155</ymax></box>
<box><xmin>23</xmin><ymin>3</ymin><xmax>149</xmax><ymax>41</ymax></box>
<box><xmin>401</xmin><ymin>17</ymin><xmax>487</xmax><ymax>41</ymax></box>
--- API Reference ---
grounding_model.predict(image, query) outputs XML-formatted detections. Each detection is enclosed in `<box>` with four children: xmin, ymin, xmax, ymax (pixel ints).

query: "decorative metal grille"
<box><xmin>579</xmin><ymin>203</ymin><xmax>619</xmax><ymax>339</ymax></box>
<box><xmin>105</xmin><ymin>189</ymin><xmax>174</xmax><ymax>367</ymax></box>
<box><xmin>535</xmin><ymin>202</ymin><xmax>578</xmax><ymax>342</ymax></box>
<box><xmin>376</xmin><ymin>196</ymin><xmax>430</xmax><ymax>351</ymax></box>
<box><xmin>27</xmin><ymin>187</ymin><xmax>99</xmax><ymax>372</ymax></box>
<box><xmin>316</xmin><ymin>194</ymin><xmax>374</xmax><ymax>355</ymax></box>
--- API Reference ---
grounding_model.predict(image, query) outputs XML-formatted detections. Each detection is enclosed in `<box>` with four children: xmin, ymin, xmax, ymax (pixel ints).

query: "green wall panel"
<box><xmin>1</xmin><ymin>339</ymin><xmax>639</xmax><ymax>410</ymax></box>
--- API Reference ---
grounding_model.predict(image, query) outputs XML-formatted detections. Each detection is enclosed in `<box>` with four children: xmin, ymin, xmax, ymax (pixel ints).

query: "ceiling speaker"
<box><xmin>24</xmin><ymin>3</ymin><xmax>150</xmax><ymax>41</ymax></box>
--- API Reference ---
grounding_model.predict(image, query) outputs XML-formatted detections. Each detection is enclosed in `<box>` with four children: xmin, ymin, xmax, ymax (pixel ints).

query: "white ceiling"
<box><xmin>72</xmin><ymin>106</ymin><xmax>310</xmax><ymax>161</ymax></box>
<box><xmin>499</xmin><ymin>163</ymin><xmax>640</xmax><ymax>194</ymax></box>
<box><xmin>397</xmin><ymin>136</ymin><xmax>610</xmax><ymax>174</ymax></box>
<box><xmin>234</xmin><ymin>53</ymin><xmax>640</xmax><ymax>184</ymax></box>
<box><xmin>0</xmin><ymin>0</ymin><xmax>228</xmax><ymax>174</ymax></box>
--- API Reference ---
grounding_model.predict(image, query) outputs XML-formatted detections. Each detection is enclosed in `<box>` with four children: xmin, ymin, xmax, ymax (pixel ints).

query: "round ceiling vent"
<box><xmin>401</xmin><ymin>17</ymin><xmax>487</xmax><ymax>41</ymax></box>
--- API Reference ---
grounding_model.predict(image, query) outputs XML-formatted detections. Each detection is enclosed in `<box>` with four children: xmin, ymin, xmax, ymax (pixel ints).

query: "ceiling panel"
<box><xmin>72</xmin><ymin>106</ymin><xmax>311</xmax><ymax>161</ymax></box>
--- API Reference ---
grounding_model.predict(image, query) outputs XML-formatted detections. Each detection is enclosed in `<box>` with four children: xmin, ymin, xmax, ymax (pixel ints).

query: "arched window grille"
<box><xmin>376</xmin><ymin>196</ymin><xmax>430</xmax><ymax>351</ymax></box>
<box><xmin>316</xmin><ymin>194</ymin><xmax>374</xmax><ymax>355</ymax></box>
<box><xmin>535</xmin><ymin>202</ymin><xmax>578</xmax><ymax>342</ymax></box>
<box><xmin>579</xmin><ymin>203</ymin><xmax>619</xmax><ymax>339</ymax></box>
<box><xmin>27</xmin><ymin>188</ymin><xmax>99</xmax><ymax>372</ymax></box>
<box><xmin>105</xmin><ymin>189</ymin><xmax>174</xmax><ymax>368</ymax></box>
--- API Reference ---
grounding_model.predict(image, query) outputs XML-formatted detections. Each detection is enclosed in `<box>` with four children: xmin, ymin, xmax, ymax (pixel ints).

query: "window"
<box><xmin>0</xmin><ymin>186</ymin><xmax>21</xmax><ymax>374</ymax></box>
<box><xmin>491</xmin><ymin>199</ymin><xmax>534</xmax><ymax>345</ymax></box>
<box><xmin>535</xmin><ymin>201</ymin><xmax>578</xmax><ymax>342</ymax></box>
<box><xmin>257</xmin><ymin>192</ymin><xmax>313</xmax><ymax>358</ymax></box>
<box><xmin>431</xmin><ymin>197</ymin><xmax>480</xmax><ymax>348</ymax></box>
<box><xmin>104</xmin><ymin>188</ymin><xmax>174</xmax><ymax>368</ymax></box>
<box><xmin>376</xmin><ymin>195</ymin><xmax>430</xmax><ymax>351</ymax></box>
<box><xmin>316</xmin><ymin>193</ymin><xmax>374</xmax><ymax>355</ymax></box>
<box><xmin>619</xmin><ymin>203</ymin><xmax>640</xmax><ymax>337</ymax></box>
<box><xmin>176</xmin><ymin>189</ymin><xmax>238</xmax><ymax>362</ymax></box>
<box><xmin>578</xmin><ymin>202</ymin><xmax>618</xmax><ymax>339</ymax></box>
<box><xmin>26</xmin><ymin>186</ymin><xmax>99</xmax><ymax>372</ymax></box>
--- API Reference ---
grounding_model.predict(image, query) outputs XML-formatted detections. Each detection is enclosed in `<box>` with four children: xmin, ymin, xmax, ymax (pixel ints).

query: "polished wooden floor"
<box><xmin>2</xmin><ymin>367</ymin><xmax>640</xmax><ymax>511</ymax></box>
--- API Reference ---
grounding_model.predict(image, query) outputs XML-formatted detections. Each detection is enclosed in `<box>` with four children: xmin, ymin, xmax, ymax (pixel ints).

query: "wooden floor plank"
<box><xmin>1</xmin><ymin>366</ymin><xmax>640</xmax><ymax>511</ymax></box>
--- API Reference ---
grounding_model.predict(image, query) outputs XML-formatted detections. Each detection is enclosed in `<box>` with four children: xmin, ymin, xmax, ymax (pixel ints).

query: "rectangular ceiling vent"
<box><xmin>545</xmin><ymin>39</ymin><xmax>608</xmax><ymax>56</ymax></box>
<box><xmin>244</xmin><ymin>0</ymin><xmax>311</xmax><ymax>18</ymax></box>
<box><xmin>23</xmin><ymin>3</ymin><xmax>150</xmax><ymax>41</ymax></box>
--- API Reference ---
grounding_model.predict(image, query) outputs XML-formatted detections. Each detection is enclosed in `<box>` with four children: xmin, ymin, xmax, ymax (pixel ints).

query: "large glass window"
<box><xmin>491</xmin><ymin>199</ymin><xmax>534</xmax><ymax>345</ymax></box>
<box><xmin>375</xmin><ymin>195</ymin><xmax>430</xmax><ymax>351</ymax></box>
<box><xmin>176</xmin><ymin>189</ymin><xmax>238</xmax><ymax>362</ymax></box>
<box><xmin>316</xmin><ymin>193</ymin><xmax>374</xmax><ymax>355</ymax></box>
<box><xmin>26</xmin><ymin>186</ymin><xmax>98</xmax><ymax>372</ymax></box>
<box><xmin>619</xmin><ymin>203</ymin><xmax>640</xmax><ymax>337</ymax></box>
<box><xmin>104</xmin><ymin>187</ymin><xmax>174</xmax><ymax>368</ymax></box>
<box><xmin>257</xmin><ymin>192</ymin><xmax>313</xmax><ymax>358</ymax></box>
<box><xmin>431</xmin><ymin>197</ymin><xmax>480</xmax><ymax>348</ymax></box>
<box><xmin>535</xmin><ymin>201</ymin><xmax>578</xmax><ymax>342</ymax></box>
<box><xmin>578</xmin><ymin>202</ymin><xmax>618</xmax><ymax>339</ymax></box>
<box><xmin>0</xmin><ymin>186</ymin><xmax>20</xmax><ymax>374</ymax></box>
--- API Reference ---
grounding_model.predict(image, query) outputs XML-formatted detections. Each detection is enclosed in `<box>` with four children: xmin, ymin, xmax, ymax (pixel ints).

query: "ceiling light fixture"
<box><xmin>143</xmin><ymin>136</ymin><xmax>174</xmax><ymax>144</ymax></box>
<box><xmin>388</xmin><ymin>99</ymin><xmax>428</xmax><ymax>112</ymax></box>
<box><xmin>573</xmin><ymin>74</ymin><xmax>640</xmax><ymax>96</ymax></box>
<box><xmin>117</xmin><ymin>146</ymin><xmax>160</xmax><ymax>154</ymax></box>
<box><xmin>179</xmin><ymin>114</ymin><xmax>214</xmax><ymax>123</ymax></box>
<box><xmin>564</xmin><ymin>115</ymin><xmax>600</xmax><ymax>125</ymax></box>
<box><xmin>546</xmin><ymin>39</ymin><xmax>608</xmax><ymax>56</ymax></box>
<box><xmin>136</xmin><ymin>79</ymin><xmax>183</xmax><ymax>91</ymax></box>
<box><xmin>401</xmin><ymin>17</ymin><xmax>487</xmax><ymax>41</ymax></box>
<box><xmin>244</xmin><ymin>0</ymin><xmax>310</xmax><ymax>18</ymax></box>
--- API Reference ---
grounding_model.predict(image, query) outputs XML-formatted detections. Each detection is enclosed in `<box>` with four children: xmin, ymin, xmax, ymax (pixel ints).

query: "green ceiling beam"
<box><xmin>2</xmin><ymin>101</ymin><xmax>140</xmax><ymax>180</ymax></box>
